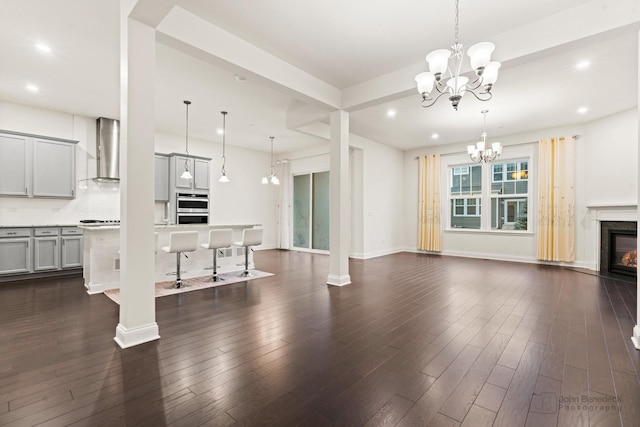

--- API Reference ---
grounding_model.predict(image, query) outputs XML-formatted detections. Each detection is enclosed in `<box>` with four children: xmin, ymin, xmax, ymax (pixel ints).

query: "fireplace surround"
<box><xmin>600</xmin><ymin>221</ymin><xmax>637</xmax><ymax>280</ymax></box>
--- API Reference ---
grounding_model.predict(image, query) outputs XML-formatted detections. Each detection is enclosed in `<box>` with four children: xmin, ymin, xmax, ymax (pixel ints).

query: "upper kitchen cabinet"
<box><xmin>193</xmin><ymin>158</ymin><xmax>209</xmax><ymax>190</ymax></box>
<box><xmin>33</xmin><ymin>138</ymin><xmax>76</xmax><ymax>198</ymax></box>
<box><xmin>169</xmin><ymin>154</ymin><xmax>210</xmax><ymax>191</ymax></box>
<box><xmin>0</xmin><ymin>132</ymin><xmax>30</xmax><ymax>196</ymax></box>
<box><xmin>0</xmin><ymin>130</ymin><xmax>77</xmax><ymax>199</ymax></box>
<box><xmin>155</xmin><ymin>154</ymin><xmax>169</xmax><ymax>202</ymax></box>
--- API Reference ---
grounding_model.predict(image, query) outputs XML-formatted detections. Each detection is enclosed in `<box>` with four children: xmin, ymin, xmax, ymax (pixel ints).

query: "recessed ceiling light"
<box><xmin>386</xmin><ymin>109</ymin><xmax>397</xmax><ymax>118</ymax></box>
<box><xmin>216</xmin><ymin>128</ymin><xmax>224</xmax><ymax>135</ymax></box>
<box><xmin>26</xmin><ymin>84</ymin><xmax>39</xmax><ymax>92</ymax></box>
<box><xmin>577</xmin><ymin>106</ymin><xmax>588</xmax><ymax>114</ymax></box>
<box><xmin>35</xmin><ymin>43</ymin><xmax>52</xmax><ymax>54</ymax></box>
<box><xmin>575</xmin><ymin>60</ymin><xmax>591</xmax><ymax>69</ymax></box>
<box><xmin>431</xmin><ymin>133</ymin><xmax>439</xmax><ymax>140</ymax></box>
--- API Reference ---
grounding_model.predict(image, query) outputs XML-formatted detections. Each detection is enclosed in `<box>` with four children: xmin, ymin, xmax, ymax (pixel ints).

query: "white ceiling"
<box><xmin>0</xmin><ymin>0</ymin><xmax>638</xmax><ymax>154</ymax></box>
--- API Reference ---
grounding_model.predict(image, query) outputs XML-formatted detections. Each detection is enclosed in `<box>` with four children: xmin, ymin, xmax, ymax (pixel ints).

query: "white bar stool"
<box><xmin>161</xmin><ymin>231</ymin><xmax>198</xmax><ymax>288</ymax></box>
<box><xmin>233</xmin><ymin>227</ymin><xmax>263</xmax><ymax>277</ymax></box>
<box><xmin>200</xmin><ymin>228</ymin><xmax>233</xmax><ymax>282</ymax></box>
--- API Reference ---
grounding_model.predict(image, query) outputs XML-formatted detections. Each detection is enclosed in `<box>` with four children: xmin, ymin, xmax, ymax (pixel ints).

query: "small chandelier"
<box><xmin>414</xmin><ymin>0</ymin><xmax>501</xmax><ymax>110</ymax></box>
<box><xmin>180</xmin><ymin>100</ymin><xmax>193</xmax><ymax>180</ymax></box>
<box><xmin>218</xmin><ymin>111</ymin><xmax>229</xmax><ymax>183</ymax></box>
<box><xmin>468</xmin><ymin>110</ymin><xmax>501</xmax><ymax>163</ymax></box>
<box><xmin>261</xmin><ymin>136</ymin><xmax>280</xmax><ymax>185</ymax></box>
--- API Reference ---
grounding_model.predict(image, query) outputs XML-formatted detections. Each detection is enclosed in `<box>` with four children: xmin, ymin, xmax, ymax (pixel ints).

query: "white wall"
<box><xmin>0</xmin><ymin>101</ymin><xmax>278</xmax><ymax>248</ymax></box>
<box><xmin>283</xmin><ymin>132</ymin><xmax>405</xmax><ymax>259</ymax></box>
<box><xmin>351</xmin><ymin>134</ymin><xmax>404</xmax><ymax>258</ymax></box>
<box><xmin>402</xmin><ymin>108</ymin><xmax>639</xmax><ymax>271</ymax></box>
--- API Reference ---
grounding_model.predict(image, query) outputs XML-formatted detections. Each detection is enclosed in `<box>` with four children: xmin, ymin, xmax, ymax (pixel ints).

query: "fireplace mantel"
<box><xmin>587</xmin><ymin>204</ymin><xmax>637</xmax><ymax>222</ymax></box>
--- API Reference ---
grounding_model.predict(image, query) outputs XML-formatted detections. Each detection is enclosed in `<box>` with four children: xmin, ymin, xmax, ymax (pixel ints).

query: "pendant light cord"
<box><xmin>221</xmin><ymin>111</ymin><xmax>228</xmax><ymax>175</ymax></box>
<box><xmin>184</xmin><ymin>100</ymin><xmax>191</xmax><ymax>172</ymax></box>
<box><xmin>269</xmin><ymin>136</ymin><xmax>275</xmax><ymax>175</ymax></box>
<box><xmin>454</xmin><ymin>0</ymin><xmax>459</xmax><ymax>45</ymax></box>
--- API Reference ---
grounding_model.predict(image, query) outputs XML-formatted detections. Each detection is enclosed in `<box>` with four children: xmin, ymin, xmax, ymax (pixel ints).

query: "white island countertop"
<box><xmin>80</xmin><ymin>223</ymin><xmax>262</xmax><ymax>294</ymax></box>
<box><xmin>79</xmin><ymin>223</ymin><xmax>260</xmax><ymax>231</ymax></box>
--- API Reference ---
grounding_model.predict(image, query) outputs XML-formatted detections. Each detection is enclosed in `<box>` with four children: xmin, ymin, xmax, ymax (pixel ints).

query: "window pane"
<box><xmin>293</xmin><ymin>174</ymin><xmax>311</xmax><ymax>248</ymax></box>
<box><xmin>492</xmin><ymin>164</ymin><xmax>503</xmax><ymax>182</ymax></box>
<box><xmin>471</xmin><ymin>166</ymin><xmax>482</xmax><ymax>194</ymax></box>
<box><xmin>450</xmin><ymin>199</ymin><xmax>480</xmax><ymax>229</ymax></box>
<box><xmin>515</xmin><ymin>180</ymin><xmax>528</xmax><ymax>194</ymax></box>
<box><xmin>504</xmin><ymin>181</ymin><xmax>515</xmax><ymax>194</ymax></box>
<box><xmin>506</xmin><ymin>163</ymin><xmax>516</xmax><ymax>180</ymax></box>
<box><xmin>450</xmin><ymin>165</ymin><xmax>481</xmax><ymax>196</ymax></box>
<box><xmin>491</xmin><ymin>197</ymin><xmax>528</xmax><ymax>230</ymax></box>
<box><xmin>450</xmin><ymin>171</ymin><xmax>461</xmax><ymax>195</ymax></box>
<box><xmin>312</xmin><ymin>171</ymin><xmax>330</xmax><ymax>250</ymax></box>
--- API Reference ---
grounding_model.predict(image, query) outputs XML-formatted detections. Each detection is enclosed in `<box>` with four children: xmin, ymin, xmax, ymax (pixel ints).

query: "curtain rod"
<box><xmin>415</xmin><ymin>135</ymin><xmax>581</xmax><ymax>159</ymax></box>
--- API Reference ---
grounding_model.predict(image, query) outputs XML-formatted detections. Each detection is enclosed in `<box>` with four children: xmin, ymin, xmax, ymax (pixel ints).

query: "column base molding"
<box><xmin>632</xmin><ymin>325</ymin><xmax>640</xmax><ymax>350</ymax></box>
<box><xmin>327</xmin><ymin>274</ymin><xmax>351</xmax><ymax>286</ymax></box>
<box><xmin>114</xmin><ymin>323</ymin><xmax>160</xmax><ymax>349</ymax></box>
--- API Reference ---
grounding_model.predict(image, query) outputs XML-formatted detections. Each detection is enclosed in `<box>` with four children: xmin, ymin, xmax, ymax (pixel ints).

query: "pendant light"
<box><xmin>218</xmin><ymin>111</ymin><xmax>230</xmax><ymax>183</ymax></box>
<box><xmin>261</xmin><ymin>136</ymin><xmax>279</xmax><ymax>185</ymax></box>
<box><xmin>180</xmin><ymin>100</ymin><xmax>193</xmax><ymax>180</ymax></box>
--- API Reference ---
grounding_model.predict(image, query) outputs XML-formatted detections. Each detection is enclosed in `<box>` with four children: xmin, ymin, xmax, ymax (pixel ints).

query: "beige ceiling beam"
<box><xmin>155</xmin><ymin>6</ymin><xmax>341</xmax><ymax>111</ymax></box>
<box><xmin>129</xmin><ymin>0</ymin><xmax>177</xmax><ymax>28</ymax></box>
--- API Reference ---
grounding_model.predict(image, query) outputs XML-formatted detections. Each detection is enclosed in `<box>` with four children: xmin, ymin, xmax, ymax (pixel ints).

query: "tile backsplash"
<box><xmin>0</xmin><ymin>180</ymin><xmax>120</xmax><ymax>226</ymax></box>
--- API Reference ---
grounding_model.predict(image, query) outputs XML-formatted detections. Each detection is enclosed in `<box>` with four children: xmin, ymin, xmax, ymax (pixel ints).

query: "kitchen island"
<box><xmin>80</xmin><ymin>223</ymin><xmax>260</xmax><ymax>294</ymax></box>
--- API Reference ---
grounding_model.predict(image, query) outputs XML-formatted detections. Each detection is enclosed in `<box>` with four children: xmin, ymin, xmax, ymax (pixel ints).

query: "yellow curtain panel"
<box><xmin>537</xmin><ymin>137</ymin><xmax>576</xmax><ymax>262</ymax></box>
<box><xmin>418</xmin><ymin>154</ymin><xmax>442</xmax><ymax>252</ymax></box>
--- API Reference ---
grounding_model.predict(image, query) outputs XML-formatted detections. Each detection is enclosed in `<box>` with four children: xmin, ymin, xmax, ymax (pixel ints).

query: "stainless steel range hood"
<box><xmin>95</xmin><ymin>117</ymin><xmax>120</xmax><ymax>182</ymax></box>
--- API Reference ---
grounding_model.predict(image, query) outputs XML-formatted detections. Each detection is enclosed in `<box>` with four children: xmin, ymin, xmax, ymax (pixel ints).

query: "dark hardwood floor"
<box><xmin>1</xmin><ymin>250</ymin><xmax>639</xmax><ymax>426</ymax></box>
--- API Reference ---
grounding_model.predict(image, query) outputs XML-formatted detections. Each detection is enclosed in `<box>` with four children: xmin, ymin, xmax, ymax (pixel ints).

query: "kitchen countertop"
<box><xmin>79</xmin><ymin>223</ymin><xmax>261</xmax><ymax>231</ymax></box>
<box><xmin>0</xmin><ymin>224</ymin><xmax>82</xmax><ymax>229</ymax></box>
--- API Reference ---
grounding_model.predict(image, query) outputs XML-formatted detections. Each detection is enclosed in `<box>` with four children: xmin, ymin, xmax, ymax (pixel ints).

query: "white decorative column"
<box><xmin>114</xmin><ymin>0</ymin><xmax>160</xmax><ymax>348</ymax></box>
<box><xmin>327</xmin><ymin>110</ymin><xmax>351</xmax><ymax>286</ymax></box>
<box><xmin>633</xmin><ymin>29</ymin><xmax>640</xmax><ymax>350</ymax></box>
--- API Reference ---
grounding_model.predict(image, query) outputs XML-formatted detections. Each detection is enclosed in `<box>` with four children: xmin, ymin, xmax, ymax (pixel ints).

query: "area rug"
<box><xmin>103</xmin><ymin>270</ymin><xmax>273</xmax><ymax>304</ymax></box>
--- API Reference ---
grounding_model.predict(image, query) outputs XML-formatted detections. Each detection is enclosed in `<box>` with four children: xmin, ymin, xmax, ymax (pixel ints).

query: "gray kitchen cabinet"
<box><xmin>0</xmin><ymin>133</ymin><xmax>30</xmax><ymax>196</ymax></box>
<box><xmin>193</xmin><ymin>158</ymin><xmax>210</xmax><ymax>190</ymax></box>
<box><xmin>169</xmin><ymin>154</ymin><xmax>210</xmax><ymax>190</ymax></box>
<box><xmin>0</xmin><ymin>228</ymin><xmax>31</xmax><ymax>275</ymax></box>
<box><xmin>155</xmin><ymin>154</ymin><xmax>169</xmax><ymax>202</ymax></box>
<box><xmin>60</xmin><ymin>227</ymin><xmax>83</xmax><ymax>268</ymax></box>
<box><xmin>33</xmin><ymin>138</ymin><xmax>76</xmax><ymax>198</ymax></box>
<box><xmin>172</xmin><ymin>155</ymin><xmax>194</xmax><ymax>189</ymax></box>
<box><xmin>33</xmin><ymin>228</ymin><xmax>60</xmax><ymax>271</ymax></box>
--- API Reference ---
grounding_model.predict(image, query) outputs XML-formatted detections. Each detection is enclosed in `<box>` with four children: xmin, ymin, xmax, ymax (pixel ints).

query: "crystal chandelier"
<box><xmin>261</xmin><ymin>136</ymin><xmax>279</xmax><ymax>185</ymax></box>
<box><xmin>468</xmin><ymin>110</ymin><xmax>501</xmax><ymax>163</ymax></box>
<box><xmin>414</xmin><ymin>0</ymin><xmax>501</xmax><ymax>110</ymax></box>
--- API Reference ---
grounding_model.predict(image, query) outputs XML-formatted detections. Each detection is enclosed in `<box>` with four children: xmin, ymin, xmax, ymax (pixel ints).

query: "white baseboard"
<box><xmin>350</xmin><ymin>247</ymin><xmax>404</xmax><ymax>260</ymax></box>
<box><xmin>114</xmin><ymin>323</ymin><xmax>160</xmax><ymax>349</ymax></box>
<box><xmin>401</xmin><ymin>247</ymin><xmax>598</xmax><ymax>272</ymax></box>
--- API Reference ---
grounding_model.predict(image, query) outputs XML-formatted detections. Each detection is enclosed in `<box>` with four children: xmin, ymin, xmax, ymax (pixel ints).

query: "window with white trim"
<box><xmin>447</xmin><ymin>157</ymin><xmax>530</xmax><ymax>231</ymax></box>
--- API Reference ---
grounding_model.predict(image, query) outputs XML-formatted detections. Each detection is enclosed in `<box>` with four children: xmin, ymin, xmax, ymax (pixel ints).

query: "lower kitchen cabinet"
<box><xmin>34</xmin><ymin>238</ymin><xmax>59</xmax><ymax>271</ymax></box>
<box><xmin>0</xmin><ymin>229</ymin><xmax>31</xmax><ymax>275</ymax></box>
<box><xmin>61</xmin><ymin>235</ymin><xmax>83</xmax><ymax>268</ymax></box>
<box><xmin>0</xmin><ymin>226</ymin><xmax>83</xmax><ymax>278</ymax></box>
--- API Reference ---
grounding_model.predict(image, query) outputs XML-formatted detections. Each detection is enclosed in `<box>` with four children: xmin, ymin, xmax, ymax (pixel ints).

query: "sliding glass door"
<box><xmin>293</xmin><ymin>171</ymin><xmax>330</xmax><ymax>251</ymax></box>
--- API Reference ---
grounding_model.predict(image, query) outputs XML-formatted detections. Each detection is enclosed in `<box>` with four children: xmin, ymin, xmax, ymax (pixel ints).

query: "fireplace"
<box><xmin>600</xmin><ymin>221</ymin><xmax>637</xmax><ymax>280</ymax></box>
